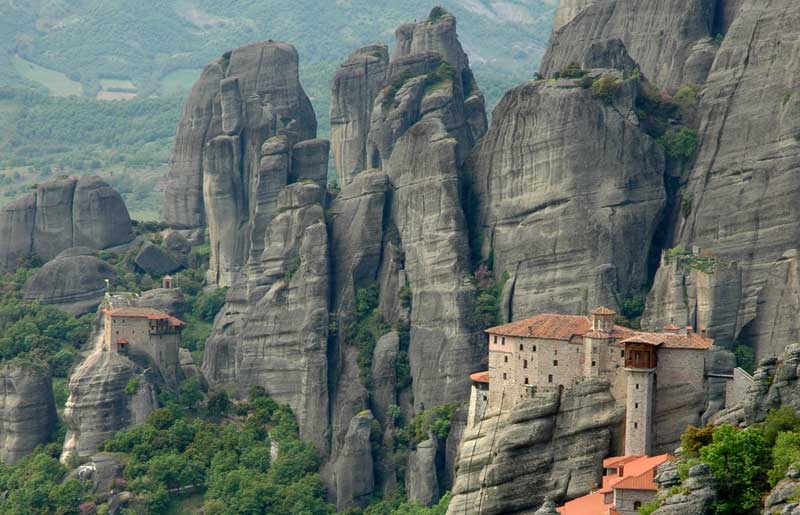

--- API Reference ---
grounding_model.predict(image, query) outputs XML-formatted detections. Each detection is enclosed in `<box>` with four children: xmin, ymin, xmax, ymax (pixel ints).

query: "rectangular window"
<box><xmin>621</xmin><ymin>350</ymin><xmax>625</xmax><ymax>357</ymax></box>
<box><xmin>493</xmin><ymin>335</ymin><xmax>497</xmax><ymax>344</ymax></box>
<box><xmin>634</xmin><ymin>422</ymin><xmax>638</xmax><ymax>429</ymax></box>
<box><xmin>523</xmin><ymin>360</ymin><xmax>528</xmax><ymax>369</ymax></box>
<box><xmin>635</xmin><ymin>402</ymin><xmax>639</xmax><ymax>409</ymax></box>
<box><xmin>592</xmin><ymin>361</ymin><xmax>596</xmax><ymax>367</ymax></box>
<box><xmin>533</xmin><ymin>345</ymin><xmax>537</xmax><ymax>352</ymax></box>
<box><xmin>502</xmin><ymin>337</ymin><xmax>506</xmax><ymax>345</ymax></box>
<box><xmin>504</xmin><ymin>356</ymin><xmax>508</xmax><ymax>363</ymax></box>
<box><xmin>636</xmin><ymin>383</ymin><xmax>640</xmax><ymax>390</ymax></box>
<box><xmin>519</xmin><ymin>344</ymin><xmax>523</xmax><ymax>351</ymax></box>
<box><xmin>524</xmin><ymin>377</ymin><xmax>529</xmax><ymax>384</ymax></box>
<box><xmin>554</xmin><ymin>349</ymin><xmax>558</xmax><ymax>355</ymax></box>
<box><xmin>503</xmin><ymin>373</ymin><xmax>507</xmax><ymax>380</ymax></box>
<box><xmin>553</xmin><ymin>360</ymin><xmax>558</xmax><ymax>366</ymax></box>
<box><xmin>548</xmin><ymin>374</ymin><xmax>553</xmax><ymax>383</ymax></box>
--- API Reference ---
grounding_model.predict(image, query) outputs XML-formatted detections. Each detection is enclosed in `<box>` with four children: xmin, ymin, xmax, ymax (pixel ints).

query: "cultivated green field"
<box><xmin>12</xmin><ymin>55</ymin><xmax>83</xmax><ymax>96</ymax></box>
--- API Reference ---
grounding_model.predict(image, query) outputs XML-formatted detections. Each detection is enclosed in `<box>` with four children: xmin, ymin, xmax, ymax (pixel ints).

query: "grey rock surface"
<box><xmin>134</xmin><ymin>242</ymin><xmax>182</xmax><ymax>276</ymax></box>
<box><xmin>470</xmin><ymin>73</ymin><xmax>665</xmax><ymax>317</ymax></box>
<box><xmin>534</xmin><ymin>497</ymin><xmax>559</xmax><ymax>515</ymax></box>
<box><xmin>330</xmin><ymin>45</ymin><xmax>389</xmax><ymax>186</ymax></box>
<box><xmin>164</xmin><ymin>39</ymin><xmax>320</xmax><ymax>287</ymax></box>
<box><xmin>0</xmin><ymin>176</ymin><xmax>133</xmax><ymax>272</ymax></box>
<box><xmin>447</xmin><ymin>379</ymin><xmax>621</xmax><ymax>514</ymax></box>
<box><xmin>676</xmin><ymin>0</ymin><xmax>800</xmax><ymax>351</ymax></box>
<box><xmin>407</xmin><ymin>436</ymin><xmax>439</xmax><ymax>506</ymax></box>
<box><xmin>23</xmin><ymin>250</ymin><xmax>117</xmax><ymax>315</ymax></box>
<box><xmin>652</xmin><ymin>463</ymin><xmax>716</xmax><ymax>515</ymax></box>
<box><xmin>133</xmin><ymin>288</ymin><xmax>187</xmax><ymax>317</ymax></box>
<box><xmin>0</xmin><ymin>362</ymin><xmax>57</xmax><ymax>464</ymax></box>
<box><xmin>203</xmin><ymin>183</ymin><xmax>331</xmax><ymax>455</ymax></box>
<box><xmin>642</xmin><ymin>256</ymin><xmax>742</xmax><ymax>347</ymax></box>
<box><xmin>764</xmin><ymin>465</ymin><xmax>800</xmax><ymax>515</ymax></box>
<box><xmin>62</xmin><ymin>346</ymin><xmax>158</xmax><ymax>460</ymax></box>
<box><xmin>334</xmin><ymin>411</ymin><xmax>375</xmax><ymax>511</ymax></box>
<box><xmin>540</xmin><ymin>0</ymin><xmax>718</xmax><ymax>91</ymax></box>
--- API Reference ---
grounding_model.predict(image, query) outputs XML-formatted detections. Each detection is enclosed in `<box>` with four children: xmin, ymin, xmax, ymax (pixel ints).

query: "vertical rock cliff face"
<box><xmin>330</xmin><ymin>46</ymin><xmax>390</xmax><ymax>187</ymax></box>
<box><xmin>330</xmin><ymin>9</ymin><xmax>488</xmax><ymax>413</ymax></box>
<box><xmin>203</xmin><ymin>182</ymin><xmax>331</xmax><ymax>456</ymax></box>
<box><xmin>642</xmin><ymin>256</ymin><xmax>742</xmax><ymax>346</ymax></box>
<box><xmin>62</xmin><ymin>348</ymin><xmax>158</xmax><ymax>460</ymax></box>
<box><xmin>164</xmin><ymin>40</ymin><xmax>319</xmax><ymax>287</ymax></box>
<box><xmin>540</xmin><ymin>0</ymin><xmax>718</xmax><ymax>91</ymax></box>
<box><xmin>0</xmin><ymin>362</ymin><xmax>57</xmax><ymax>465</ymax></box>
<box><xmin>0</xmin><ymin>176</ymin><xmax>134</xmax><ymax>272</ymax></box>
<box><xmin>470</xmin><ymin>72</ymin><xmax>665</xmax><ymax>317</ymax></box>
<box><xmin>672</xmin><ymin>0</ymin><xmax>800</xmax><ymax>356</ymax></box>
<box><xmin>447</xmin><ymin>379</ymin><xmax>621</xmax><ymax>515</ymax></box>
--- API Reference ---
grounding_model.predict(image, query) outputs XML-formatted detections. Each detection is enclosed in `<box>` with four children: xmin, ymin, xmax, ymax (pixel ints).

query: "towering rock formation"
<box><xmin>330</xmin><ymin>46</ymin><xmax>390</xmax><ymax>187</ymax></box>
<box><xmin>329</xmin><ymin>7</ymin><xmax>488</xmax><ymax>414</ymax></box>
<box><xmin>447</xmin><ymin>379</ymin><xmax>621</xmax><ymax>514</ymax></box>
<box><xmin>0</xmin><ymin>361</ymin><xmax>57</xmax><ymax>465</ymax></box>
<box><xmin>0</xmin><ymin>176</ymin><xmax>134</xmax><ymax>272</ymax></box>
<box><xmin>203</xmin><ymin>182</ymin><xmax>331</xmax><ymax>455</ymax></box>
<box><xmin>469</xmin><ymin>70</ymin><xmax>666</xmax><ymax>317</ymax></box>
<box><xmin>540</xmin><ymin>0</ymin><xmax>718</xmax><ymax>91</ymax></box>
<box><xmin>673</xmin><ymin>0</ymin><xmax>800</xmax><ymax>353</ymax></box>
<box><xmin>164</xmin><ymin>40</ymin><xmax>319</xmax><ymax>287</ymax></box>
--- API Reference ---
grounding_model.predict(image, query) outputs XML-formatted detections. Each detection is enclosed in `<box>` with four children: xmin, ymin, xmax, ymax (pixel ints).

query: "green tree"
<box><xmin>762</xmin><ymin>406</ymin><xmax>800</xmax><ymax>447</ymax></box>
<box><xmin>700</xmin><ymin>424</ymin><xmax>769</xmax><ymax>515</ymax></box>
<box><xmin>768</xmin><ymin>431</ymin><xmax>800</xmax><ymax>485</ymax></box>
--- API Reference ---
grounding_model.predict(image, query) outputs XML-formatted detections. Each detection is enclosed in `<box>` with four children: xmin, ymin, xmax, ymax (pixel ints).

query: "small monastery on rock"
<box><xmin>468</xmin><ymin>307</ymin><xmax>714</xmax><ymax>457</ymax></box>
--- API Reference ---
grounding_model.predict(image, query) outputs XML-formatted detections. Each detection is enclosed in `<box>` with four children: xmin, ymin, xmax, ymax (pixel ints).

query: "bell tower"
<box><xmin>622</xmin><ymin>336</ymin><xmax>658</xmax><ymax>456</ymax></box>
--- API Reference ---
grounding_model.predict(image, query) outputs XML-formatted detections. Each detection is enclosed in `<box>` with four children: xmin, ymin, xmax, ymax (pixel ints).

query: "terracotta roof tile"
<box><xmin>591</xmin><ymin>306</ymin><xmax>617</xmax><ymax>315</ymax></box>
<box><xmin>106</xmin><ymin>307</ymin><xmax>185</xmax><ymax>327</ymax></box>
<box><xmin>603</xmin><ymin>455</ymin><xmax>642</xmax><ymax>468</ymax></box>
<box><xmin>613</xmin><ymin>473</ymin><xmax>658</xmax><ymax>491</ymax></box>
<box><xmin>487</xmin><ymin>314</ymin><xmax>635</xmax><ymax>342</ymax></box>
<box><xmin>621</xmin><ymin>331</ymin><xmax>712</xmax><ymax>350</ymax></box>
<box><xmin>470</xmin><ymin>371</ymin><xmax>489</xmax><ymax>383</ymax></box>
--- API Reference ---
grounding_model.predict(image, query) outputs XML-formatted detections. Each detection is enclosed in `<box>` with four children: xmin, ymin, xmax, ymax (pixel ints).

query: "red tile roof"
<box><xmin>105</xmin><ymin>307</ymin><xmax>185</xmax><ymax>326</ymax></box>
<box><xmin>592</xmin><ymin>306</ymin><xmax>617</xmax><ymax>315</ymax></box>
<box><xmin>470</xmin><ymin>371</ymin><xmax>489</xmax><ymax>384</ymax></box>
<box><xmin>115</xmin><ymin>338</ymin><xmax>129</xmax><ymax>344</ymax></box>
<box><xmin>603</xmin><ymin>455</ymin><xmax>642</xmax><ymax>468</ymax></box>
<box><xmin>486</xmin><ymin>314</ymin><xmax>635</xmax><ymax>341</ymax></box>
<box><xmin>558</xmin><ymin>455</ymin><xmax>670</xmax><ymax>515</ymax></box>
<box><xmin>621</xmin><ymin>331</ymin><xmax>712</xmax><ymax>350</ymax></box>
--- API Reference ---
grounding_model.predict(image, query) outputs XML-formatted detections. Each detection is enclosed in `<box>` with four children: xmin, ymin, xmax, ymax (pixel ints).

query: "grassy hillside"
<box><xmin>0</xmin><ymin>0</ymin><xmax>556</xmax><ymax>220</ymax></box>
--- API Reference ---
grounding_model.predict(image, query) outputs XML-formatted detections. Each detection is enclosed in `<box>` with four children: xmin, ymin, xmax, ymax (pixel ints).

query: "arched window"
<box><xmin>519</xmin><ymin>344</ymin><xmax>523</xmax><ymax>351</ymax></box>
<box><xmin>634</xmin><ymin>502</ymin><xmax>642</xmax><ymax>509</ymax></box>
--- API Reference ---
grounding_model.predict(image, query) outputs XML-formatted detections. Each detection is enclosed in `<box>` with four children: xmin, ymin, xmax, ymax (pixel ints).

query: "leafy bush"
<box><xmin>673</xmin><ymin>83</ymin><xmax>700</xmax><ymax>113</ymax></box>
<box><xmin>192</xmin><ymin>288</ymin><xmax>227</xmax><ymax>323</ymax></box>
<box><xmin>471</xmin><ymin>265</ymin><xmax>509</xmax><ymax>331</ymax></box>
<box><xmin>680</xmin><ymin>425</ymin><xmax>715</xmax><ymax>457</ymax></box>
<box><xmin>345</xmin><ymin>283</ymin><xmax>391</xmax><ymax>390</ymax></box>
<box><xmin>554</xmin><ymin>62</ymin><xmax>586</xmax><ymax>79</ymax></box>
<box><xmin>591</xmin><ymin>75</ymin><xmax>622</xmax><ymax>104</ymax></box>
<box><xmin>125</xmin><ymin>378</ymin><xmax>141</xmax><ymax>396</ymax></box>
<box><xmin>397</xmin><ymin>404</ymin><xmax>460</xmax><ymax>447</ymax></box>
<box><xmin>763</xmin><ymin>406</ymin><xmax>800</xmax><ymax>447</ymax></box>
<box><xmin>700</xmin><ymin>424</ymin><xmax>769</xmax><ymax>515</ymax></box>
<box><xmin>769</xmin><ymin>431</ymin><xmax>800</xmax><ymax>485</ymax></box>
<box><xmin>658</xmin><ymin>128</ymin><xmax>698</xmax><ymax>162</ymax></box>
<box><xmin>664</xmin><ymin>246</ymin><xmax>719</xmax><ymax>274</ymax></box>
<box><xmin>734</xmin><ymin>344</ymin><xmax>756</xmax><ymax>374</ymax></box>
